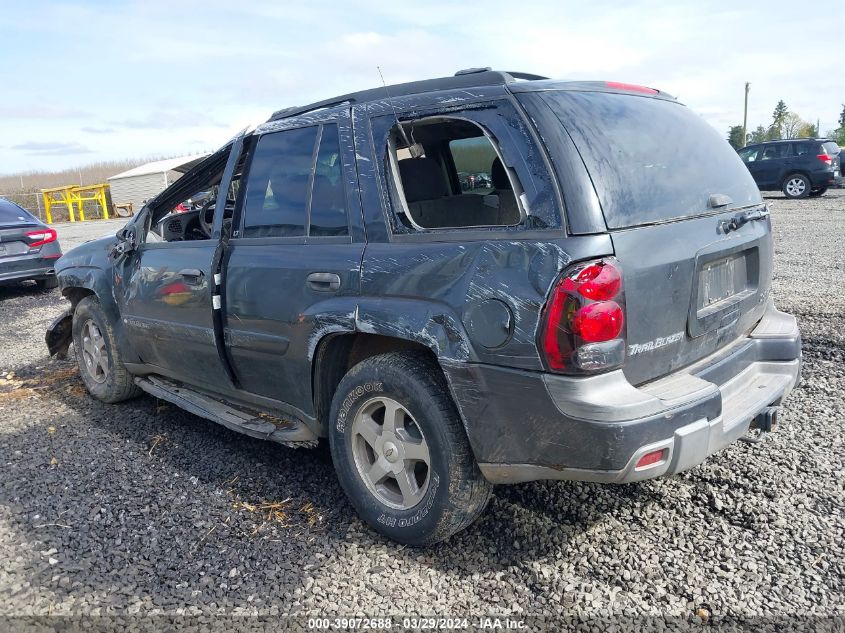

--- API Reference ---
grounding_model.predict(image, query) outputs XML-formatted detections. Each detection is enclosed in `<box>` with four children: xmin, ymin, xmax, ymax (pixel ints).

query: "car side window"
<box><xmin>309</xmin><ymin>124</ymin><xmax>348</xmax><ymax>237</ymax></box>
<box><xmin>384</xmin><ymin>117</ymin><xmax>525</xmax><ymax>230</ymax></box>
<box><xmin>761</xmin><ymin>144</ymin><xmax>789</xmax><ymax>160</ymax></box>
<box><xmin>738</xmin><ymin>147</ymin><xmax>760</xmax><ymax>163</ymax></box>
<box><xmin>371</xmin><ymin>98</ymin><xmax>560</xmax><ymax>235</ymax></box>
<box><xmin>793</xmin><ymin>143</ymin><xmax>810</xmax><ymax>157</ymax></box>
<box><xmin>240</xmin><ymin>126</ymin><xmax>319</xmax><ymax>238</ymax></box>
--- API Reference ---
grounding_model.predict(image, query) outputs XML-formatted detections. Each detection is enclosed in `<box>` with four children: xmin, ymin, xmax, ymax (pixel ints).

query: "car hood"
<box><xmin>55</xmin><ymin>234</ymin><xmax>117</xmax><ymax>273</ymax></box>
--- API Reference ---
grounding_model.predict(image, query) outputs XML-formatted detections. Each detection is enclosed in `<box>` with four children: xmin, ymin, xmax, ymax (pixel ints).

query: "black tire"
<box><xmin>36</xmin><ymin>276</ymin><xmax>58</xmax><ymax>290</ymax></box>
<box><xmin>809</xmin><ymin>187</ymin><xmax>828</xmax><ymax>197</ymax></box>
<box><xmin>72</xmin><ymin>296</ymin><xmax>141</xmax><ymax>403</ymax></box>
<box><xmin>329</xmin><ymin>351</ymin><xmax>492</xmax><ymax>545</ymax></box>
<box><xmin>782</xmin><ymin>173</ymin><xmax>810</xmax><ymax>199</ymax></box>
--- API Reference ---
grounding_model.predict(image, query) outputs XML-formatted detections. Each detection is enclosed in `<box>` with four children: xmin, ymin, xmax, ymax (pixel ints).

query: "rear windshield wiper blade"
<box><xmin>720</xmin><ymin>207</ymin><xmax>770</xmax><ymax>234</ymax></box>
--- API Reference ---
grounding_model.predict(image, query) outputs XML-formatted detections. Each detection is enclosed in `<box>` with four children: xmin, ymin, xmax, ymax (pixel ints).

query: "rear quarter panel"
<box><xmin>360</xmin><ymin>235</ymin><xmax>613</xmax><ymax>369</ymax></box>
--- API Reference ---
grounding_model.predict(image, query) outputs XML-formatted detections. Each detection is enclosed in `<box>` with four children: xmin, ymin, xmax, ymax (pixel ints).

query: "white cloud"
<box><xmin>1</xmin><ymin>0</ymin><xmax>842</xmax><ymax>173</ymax></box>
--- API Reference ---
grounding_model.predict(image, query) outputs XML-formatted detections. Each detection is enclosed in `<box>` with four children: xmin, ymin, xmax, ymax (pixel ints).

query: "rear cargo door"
<box><xmin>538</xmin><ymin>90</ymin><xmax>771</xmax><ymax>385</ymax></box>
<box><xmin>611</xmin><ymin>215</ymin><xmax>772</xmax><ymax>384</ymax></box>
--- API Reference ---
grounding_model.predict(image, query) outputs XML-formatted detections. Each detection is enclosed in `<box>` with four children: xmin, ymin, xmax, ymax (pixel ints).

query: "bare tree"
<box><xmin>782</xmin><ymin>112</ymin><xmax>805</xmax><ymax>139</ymax></box>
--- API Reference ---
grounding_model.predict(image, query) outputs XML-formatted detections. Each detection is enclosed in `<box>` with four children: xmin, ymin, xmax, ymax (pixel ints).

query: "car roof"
<box><xmin>757</xmin><ymin>138</ymin><xmax>830</xmax><ymax>144</ymax></box>
<box><xmin>268</xmin><ymin>68</ymin><xmax>676</xmax><ymax>122</ymax></box>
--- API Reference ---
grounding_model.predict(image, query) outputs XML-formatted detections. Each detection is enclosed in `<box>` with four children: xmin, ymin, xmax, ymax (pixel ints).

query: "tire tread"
<box><xmin>332</xmin><ymin>351</ymin><xmax>492</xmax><ymax>545</ymax></box>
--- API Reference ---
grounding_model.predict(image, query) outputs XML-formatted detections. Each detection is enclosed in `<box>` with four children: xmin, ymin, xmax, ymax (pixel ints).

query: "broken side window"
<box><xmin>385</xmin><ymin>117</ymin><xmax>525</xmax><ymax>230</ymax></box>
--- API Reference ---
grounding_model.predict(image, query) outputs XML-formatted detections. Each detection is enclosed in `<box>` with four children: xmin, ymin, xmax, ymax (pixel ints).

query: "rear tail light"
<box><xmin>817</xmin><ymin>153</ymin><xmax>832</xmax><ymax>166</ymax></box>
<box><xmin>605</xmin><ymin>81</ymin><xmax>658</xmax><ymax>95</ymax></box>
<box><xmin>26</xmin><ymin>228</ymin><xmax>57</xmax><ymax>248</ymax></box>
<box><xmin>539</xmin><ymin>258</ymin><xmax>626</xmax><ymax>374</ymax></box>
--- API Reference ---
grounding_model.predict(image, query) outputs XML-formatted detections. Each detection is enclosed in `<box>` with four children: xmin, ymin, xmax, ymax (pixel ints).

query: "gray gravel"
<box><xmin>0</xmin><ymin>193</ymin><xmax>843</xmax><ymax>628</ymax></box>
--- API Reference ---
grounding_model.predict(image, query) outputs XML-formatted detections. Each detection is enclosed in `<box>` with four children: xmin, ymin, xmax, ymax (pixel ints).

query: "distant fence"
<box><xmin>0</xmin><ymin>191</ymin><xmax>45</xmax><ymax>220</ymax></box>
<box><xmin>0</xmin><ymin>189</ymin><xmax>113</xmax><ymax>223</ymax></box>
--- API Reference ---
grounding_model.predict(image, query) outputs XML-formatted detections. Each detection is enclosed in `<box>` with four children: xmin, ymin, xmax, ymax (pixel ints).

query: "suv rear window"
<box><xmin>822</xmin><ymin>141</ymin><xmax>840</xmax><ymax>156</ymax></box>
<box><xmin>540</xmin><ymin>91</ymin><xmax>761</xmax><ymax>229</ymax></box>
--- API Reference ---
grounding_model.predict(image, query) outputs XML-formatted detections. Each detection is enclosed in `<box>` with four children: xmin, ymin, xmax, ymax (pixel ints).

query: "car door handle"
<box><xmin>306</xmin><ymin>272</ymin><xmax>341</xmax><ymax>291</ymax></box>
<box><xmin>179</xmin><ymin>268</ymin><xmax>204</xmax><ymax>284</ymax></box>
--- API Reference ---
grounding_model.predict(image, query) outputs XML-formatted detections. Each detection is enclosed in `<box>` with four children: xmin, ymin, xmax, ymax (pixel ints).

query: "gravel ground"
<box><xmin>0</xmin><ymin>193</ymin><xmax>843</xmax><ymax>630</ymax></box>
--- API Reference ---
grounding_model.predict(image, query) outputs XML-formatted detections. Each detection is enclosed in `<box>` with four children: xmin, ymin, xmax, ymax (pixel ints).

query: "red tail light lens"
<box><xmin>539</xmin><ymin>259</ymin><xmax>626</xmax><ymax>374</ymax></box>
<box><xmin>817</xmin><ymin>153</ymin><xmax>832</xmax><ymax>165</ymax></box>
<box><xmin>571</xmin><ymin>301</ymin><xmax>624</xmax><ymax>342</ymax></box>
<box><xmin>26</xmin><ymin>228</ymin><xmax>57</xmax><ymax>248</ymax></box>
<box><xmin>567</xmin><ymin>262</ymin><xmax>622</xmax><ymax>300</ymax></box>
<box><xmin>605</xmin><ymin>81</ymin><xmax>658</xmax><ymax>95</ymax></box>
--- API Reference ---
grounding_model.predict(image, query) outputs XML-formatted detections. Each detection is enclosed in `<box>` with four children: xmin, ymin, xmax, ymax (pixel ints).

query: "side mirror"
<box><xmin>110</xmin><ymin>226</ymin><xmax>138</xmax><ymax>259</ymax></box>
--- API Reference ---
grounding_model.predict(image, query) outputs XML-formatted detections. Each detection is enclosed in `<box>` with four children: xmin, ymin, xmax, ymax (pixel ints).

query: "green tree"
<box><xmin>798</xmin><ymin>122</ymin><xmax>818</xmax><ymax>138</ymax></box>
<box><xmin>727</xmin><ymin>125</ymin><xmax>745</xmax><ymax>149</ymax></box>
<box><xmin>836</xmin><ymin>106</ymin><xmax>845</xmax><ymax>145</ymax></box>
<box><xmin>768</xmin><ymin>100</ymin><xmax>788</xmax><ymax>139</ymax></box>
<box><xmin>749</xmin><ymin>125</ymin><xmax>768</xmax><ymax>144</ymax></box>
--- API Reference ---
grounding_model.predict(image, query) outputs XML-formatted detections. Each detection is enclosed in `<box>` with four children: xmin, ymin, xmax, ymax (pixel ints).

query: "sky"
<box><xmin>0</xmin><ymin>0</ymin><xmax>841</xmax><ymax>175</ymax></box>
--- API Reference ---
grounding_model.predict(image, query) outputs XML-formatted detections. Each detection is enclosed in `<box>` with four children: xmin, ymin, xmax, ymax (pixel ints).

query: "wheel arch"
<box><xmin>50</xmin><ymin>266</ymin><xmax>138</xmax><ymax>363</ymax></box>
<box><xmin>780</xmin><ymin>170</ymin><xmax>811</xmax><ymax>188</ymax></box>
<box><xmin>312</xmin><ymin>332</ymin><xmax>450</xmax><ymax>436</ymax></box>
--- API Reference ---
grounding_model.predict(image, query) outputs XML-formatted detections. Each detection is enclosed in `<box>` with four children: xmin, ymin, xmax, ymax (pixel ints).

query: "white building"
<box><xmin>107</xmin><ymin>155</ymin><xmax>208</xmax><ymax>213</ymax></box>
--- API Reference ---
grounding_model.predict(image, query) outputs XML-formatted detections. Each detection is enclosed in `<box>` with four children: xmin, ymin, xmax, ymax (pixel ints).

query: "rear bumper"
<box><xmin>809</xmin><ymin>169</ymin><xmax>838</xmax><ymax>188</ymax></box>
<box><xmin>0</xmin><ymin>262</ymin><xmax>58</xmax><ymax>284</ymax></box>
<box><xmin>445</xmin><ymin>300</ymin><xmax>800</xmax><ymax>484</ymax></box>
<box><xmin>0</xmin><ymin>247</ymin><xmax>61</xmax><ymax>284</ymax></box>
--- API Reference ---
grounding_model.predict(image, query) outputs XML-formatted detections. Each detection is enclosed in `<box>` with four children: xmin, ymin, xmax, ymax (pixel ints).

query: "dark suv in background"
<box><xmin>46</xmin><ymin>70</ymin><xmax>801</xmax><ymax>545</ymax></box>
<box><xmin>738</xmin><ymin>138</ymin><xmax>841</xmax><ymax>198</ymax></box>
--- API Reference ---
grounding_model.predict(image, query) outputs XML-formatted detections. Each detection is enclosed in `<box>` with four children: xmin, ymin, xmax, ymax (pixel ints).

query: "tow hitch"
<box><xmin>740</xmin><ymin>407</ymin><xmax>779</xmax><ymax>444</ymax></box>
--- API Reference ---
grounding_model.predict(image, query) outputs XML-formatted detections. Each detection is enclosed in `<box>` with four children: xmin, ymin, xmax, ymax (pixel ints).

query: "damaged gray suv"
<box><xmin>46</xmin><ymin>69</ymin><xmax>801</xmax><ymax>545</ymax></box>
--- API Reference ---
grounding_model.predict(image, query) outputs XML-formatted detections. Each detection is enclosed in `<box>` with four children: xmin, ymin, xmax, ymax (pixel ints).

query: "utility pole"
<box><xmin>742</xmin><ymin>82</ymin><xmax>750</xmax><ymax>147</ymax></box>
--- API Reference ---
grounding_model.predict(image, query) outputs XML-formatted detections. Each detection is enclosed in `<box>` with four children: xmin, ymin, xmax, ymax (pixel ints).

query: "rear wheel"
<box><xmin>782</xmin><ymin>174</ymin><xmax>810</xmax><ymax>199</ymax></box>
<box><xmin>72</xmin><ymin>296</ymin><xmax>141</xmax><ymax>403</ymax></box>
<box><xmin>809</xmin><ymin>187</ymin><xmax>828</xmax><ymax>197</ymax></box>
<box><xmin>329</xmin><ymin>351</ymin><xmax>492</xmax><ymax>545</ymax></box>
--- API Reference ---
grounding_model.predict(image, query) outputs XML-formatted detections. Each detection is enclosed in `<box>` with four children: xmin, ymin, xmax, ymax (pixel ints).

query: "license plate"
<box><xmin>697</xmin><ymin>254</ymin><xmax>747</xmax><ymax>314</ymax></box>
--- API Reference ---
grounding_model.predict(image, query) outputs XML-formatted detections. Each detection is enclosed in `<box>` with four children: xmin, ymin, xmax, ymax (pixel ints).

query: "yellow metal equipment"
<box><xmin>41</xmin><ymin>184</ymin><xmax>110</xmax><ymax>224</ymax></box>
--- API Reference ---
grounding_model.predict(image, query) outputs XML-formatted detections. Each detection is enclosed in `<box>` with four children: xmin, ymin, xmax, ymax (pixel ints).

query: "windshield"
<box><xmin>539</xmin><ymin>91</ymin><xmax>762</xmax><ymax>229</ymax></box>
<box><xmin>0</xmin><ymin>200</ymin><xmax>38</xmax><ymax>226</ymax></box>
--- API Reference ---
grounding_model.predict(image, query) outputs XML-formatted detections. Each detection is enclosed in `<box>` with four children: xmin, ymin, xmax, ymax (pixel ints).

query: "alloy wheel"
<box><xmin>785</xmin><ymin>177</ymin><xmax>806</xmax><ymax>197</ymax></box>
<box><xmin>350</xmin><ymin>396</ymin><xmax>431</xmax><ymax>510</ymax></box>
<box><xmin>80</xmin><ymin>319</ymin><xmax>109</xmax><ymax>384</ymax></box>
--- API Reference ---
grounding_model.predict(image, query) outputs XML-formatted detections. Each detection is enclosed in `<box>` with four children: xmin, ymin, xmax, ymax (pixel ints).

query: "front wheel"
<box><xmin>329</xmin><ymin>352</ymin><xmax>492</xmax><ymax>545</ymax></box>
<box><xmin>782</xmin><ymin>174</ymin><xmax>810</xmax><ymax>199</ymax></box>
<box><xmin>72</xmin><ymin>296</ymin><xmax>141</xmax><ymax>403</ymax></box>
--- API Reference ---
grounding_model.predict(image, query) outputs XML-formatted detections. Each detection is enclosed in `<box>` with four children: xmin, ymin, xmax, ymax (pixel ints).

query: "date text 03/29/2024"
<box><xmin>307</xmin><ymin>616</ymin><xmax>528</xmax><ymax>630</ymax></box>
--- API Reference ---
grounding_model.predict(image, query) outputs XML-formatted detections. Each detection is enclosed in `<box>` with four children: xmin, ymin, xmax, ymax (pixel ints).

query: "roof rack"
<box><xmin>269</xmin><ymin>68</ymin><xmax>548</xmax><ymax>121</ymax></box>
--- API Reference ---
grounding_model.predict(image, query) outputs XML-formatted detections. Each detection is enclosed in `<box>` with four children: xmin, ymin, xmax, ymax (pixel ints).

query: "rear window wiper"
<box><xmin>720</xmin><ymin>207</ymin><xmax>770</xmax><ymax>234</ymax></box>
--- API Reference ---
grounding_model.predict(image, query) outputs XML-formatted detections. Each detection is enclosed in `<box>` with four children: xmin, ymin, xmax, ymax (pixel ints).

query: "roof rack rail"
<box><xmin>269</xmin><ymin>69</ymin><xmax>548</xmax><ymax>121</ymax></box>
